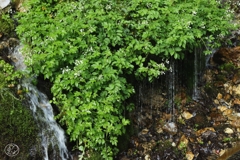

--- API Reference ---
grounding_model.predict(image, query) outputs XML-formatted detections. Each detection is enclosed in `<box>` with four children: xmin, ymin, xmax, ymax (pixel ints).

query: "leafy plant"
<box><xmin>178</xmin><ymin>141</ymin><xmax>187</xmax><ymax>153</ymax></box>
<box><xmin>223</xmin><ymin>137</ymin><xmax>232</xmax><ymax>142</ymax></box>
<box><xmin>219</xmin><ymin>62</ymin><xmax>236</xmax><ymax>71</ymax></box>
<box><xmin>0</xmin><ymin>13</ymin><xmax>15</xmax><ymax>38</ymax></box>
<box><xmin>16</xmin><ymin>0</ymin><xmax>238</xmax><ymax>159</ymax></box>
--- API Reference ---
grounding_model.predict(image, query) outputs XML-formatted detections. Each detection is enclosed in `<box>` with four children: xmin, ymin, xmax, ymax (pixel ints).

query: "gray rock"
<box><xmin>0</xmin><ymin>0</ymin><xmax>10</xmax><ymax>9</ymax></box>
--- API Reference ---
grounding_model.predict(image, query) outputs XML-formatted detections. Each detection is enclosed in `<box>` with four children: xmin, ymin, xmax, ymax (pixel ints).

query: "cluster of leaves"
<box><xmin>0</xmin><ymin>60</ymin><xmax>23</xmax><ymax>90</ymax></box>
<box><xmin>0</xmin><ymin>13</ymin><xmax>15</xmax><ymax>38</ymax></box>
<box><xmin>225</xmin><ymin>0</ymin><xmax>240</xmax><ymax>13</ymax></box>
<box><xmin>0</xmin><ymin>60</ymin><xmax>38</xmax><ymax>159</ymax></box>
<box><xmin>16</xmin><ymin>0</ymin><xmax>237</xmax><ymax>159</ymax></box>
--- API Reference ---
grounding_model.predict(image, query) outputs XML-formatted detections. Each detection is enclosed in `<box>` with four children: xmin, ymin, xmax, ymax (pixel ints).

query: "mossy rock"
<box><xmin>0</xmin><ymin>92</ymin><xmax>42</xmax><ymax>159</ymax></box>
<box><xmin>219</xmin><ymin>62</ymin><xmax>236</xmax><ymax>73</ymax></box>
<box><xmin>0</xmin><ymin>61</ymin><xmax>41</xmax><ymax>159</ymax></box>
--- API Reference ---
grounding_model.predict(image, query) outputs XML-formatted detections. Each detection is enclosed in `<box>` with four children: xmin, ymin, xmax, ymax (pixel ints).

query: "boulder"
<box><xmin>212</xmin><ymin>46</ymin><xmax>240</xmax><ymax>65</ymax></box>
<box><xmin>0</xmin><ymin>0</ymin><xmax>10</xmax><ymax>9</ymax></box>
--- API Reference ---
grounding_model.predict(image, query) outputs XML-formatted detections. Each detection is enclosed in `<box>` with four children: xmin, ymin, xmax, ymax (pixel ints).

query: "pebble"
<box><xmin>186</xmin><ymin>151</ymin><xmax>194</xmax><ymax>160</ymax></box>
<box><xmin>224</xmin><ymin>128</ymin><xmax>234</xmax><ymax>134</ymax></box>
<box><xmin>182</xmin><ymin>111</ymin><xmax>194</xmax><ymax>120</ymax></box>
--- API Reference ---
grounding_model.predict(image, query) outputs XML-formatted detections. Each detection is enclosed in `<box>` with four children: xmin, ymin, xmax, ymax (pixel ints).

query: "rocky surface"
<box><xmin>117</xmin><ymin>45</ymin><xmax>240</xmax><ymax>160</ymax></box>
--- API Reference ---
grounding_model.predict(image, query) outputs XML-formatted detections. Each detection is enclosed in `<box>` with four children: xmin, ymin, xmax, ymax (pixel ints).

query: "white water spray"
<box><xmin>11</xmin><ymin>45</ymin><xmax>69</xmax><ymax>160</ymax></box>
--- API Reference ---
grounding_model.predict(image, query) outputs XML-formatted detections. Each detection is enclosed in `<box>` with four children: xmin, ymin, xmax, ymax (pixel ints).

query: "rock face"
<box><xmin>212</xmin><ymin>46</ymin><xmax>240</xmax><ymax>66</ymax></box>
<box><xmin>0</xmin><ymin>0</ymin><xmax>10</xmax><ymax>9</ymax></box>
<box><xmin>116</xmin><ymin>45</ymin><xmax>240</xmax><ymax>160</ymax></box>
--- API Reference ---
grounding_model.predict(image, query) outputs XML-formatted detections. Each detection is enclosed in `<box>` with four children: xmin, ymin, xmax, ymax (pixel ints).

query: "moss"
<box><xmin>0</xmin><ymin>91</ymin><xmax>39</xmax><ymax>159</ymax></box>
<box><xmin>0</xmin><ymin>61</ymin><xmax>39</xmax><ymax>159</ymax></box>
<box><xmin>219</xmin><ymin>62</ymin><xmax>236</xmax><ymax>72</ymax></box>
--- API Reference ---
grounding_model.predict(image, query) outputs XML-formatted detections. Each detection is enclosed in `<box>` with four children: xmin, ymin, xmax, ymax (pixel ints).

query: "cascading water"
<box><xmin>192</xmin><ymin>46</ymin><xmax>205</xmax><ymax>101</ymax></box>
<box><xmin>11</xmin><ymin>45</ymin><xmax>69</xmax><ymax>160</ymax></box>
<box><xmin>192</xmin><ymin>47</ymin><xmax>200</xmax><ymax>101</ymax></box>
<box><xmin>167</xmin><ymin>59</ymin><xmax>175</xmax><ymax>122</ymax></box>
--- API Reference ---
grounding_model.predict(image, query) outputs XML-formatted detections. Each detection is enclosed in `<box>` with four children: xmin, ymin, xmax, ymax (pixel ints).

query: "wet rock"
<box><xmin>224</xmin><ymin>94</ymin><xmax>232</xmax><ymax>101</ymax></box>
<box><xmin>142</xmin><ymin>140</ymin><xmax>156</xmax><ymax>154</ymax></box>
<box><xmin>182</xmin><ymin>111</ymin><xmax>194</xmax><ymax>120</ymax></box>
<box><xmin>218</xmin><ymin>106</ymin><xmax>228</xmax><ymax>112</ymax></box>
<box><xmin>212</xmin><ymin>46</ymin><xmax>240</xmax><ymax>65</ymax></box>
<box><xmin>224</xmin><ymin>83</ymin><xmax>233</xmax><ymax>95</ymax></box>
<box><xmin>223</xmin><ymin>109</ymin><xmax>233</xmax><ymax>116</ymax></box>
<box><xmin>227</xmin><ymin>114</ymin><xmax>239</xmax><ymax>121</ymax></box>
<box><xmin>199</xmin><ymin>146</ymin><xmax>211</xmax><ymax>156</ymax></box>
<box><xmin>217</xmin><ymin>93</ymin><xmax>223</xmax><ymax>100</ymax></box>
<box><xmin>0</xmin><ymin>0</ymin><xmax>10</xmax><ymax>9</ymax></box>
<box><xmin>192</xmin><ymin>113</ymin><xmax>208</xmax><ymax>128</ymax></box>
<box><xmin>232</xmin><ymin>71</ymin><xmax>240</xmax><ymax>84</ymax></box>
<box><xmin>139</xmin><ymin>129</ymin><xmax>149</xmax><ymax>135</ymax></box>
<box><xmin>196</xmin><ymin>127</ymin><xmax>215</xmax><ymax>136</ymax></box>
<box><xmin>224</xmin><ymin>128</ymin><xmax>234</xmax><ymax>134</ymax></box>
<box><xmin>163</xmin><ymin>113</ymin><xmax>172</xmax><ymax>121</ymax></box>
<box><xmin>230</xmin><ymin>119</ymin><xmax>240</xmax><ymax>128</ymax></box>
<box><xmin>178</xmin><ymin>134</ymin><xmax>188</xmax><ymax>150</ymax></box>
<box><xmin>118</xmin><ymin>45</ymin><xmax>240</xmax><ymax>160</ymax></box>
<box><xmin>233</xmin><ymin>98</ymin><xmax>240</xmax><ymax>105</ymax></box>
<box><xmin>232</xmin><ymin>85</ymin><xmax>240</xmax><ymax>97</ymax></box>
<box><xmin>203</xmin><ymin>69</ymin><xmax>214</xmax><ymax>82</ymax></box>
<box><xmin>8</xmin><ymin>38</ymin><xmax>19</xmax><ymax>48</ymax></box>
<box><xmin>219</xmin><ymin>99</ymin><xmax>231</xmax><ymax>108</ymax></box>
<box><xmin>186</xmin><ymin>151</ymin><xmax>194</xmax><ymax>160</ymax></box>
<box><xmin>201</xmin><ymin>130</ymin><xmax>217</xmax><ymax>140</ymax></box>
<box><xmin>172</xmin><ymin>142</ymin><xmax>176</xmax><ymax>147</ymax></box>
<box><xmin>144</xmin><ymin>154</ymin><xmax>150</xmax><ymax>160</ymax></box>
<box><xmin>156</xmin><ymin>126</ymin><xmax>163</xmax><ymax>134</ymax></box>
<box><xmin>214</xmin><ymin>99</ymin><xmax>220</xmax><ymax>105</ymax></box>
<box><xmin>219</xmin><ymin>149</ymin><xmax>226</xmax><ymax>156</ymax></box>
<box><xmin>236</xmin><ymin>113</ymin><xmax>240</xmax><ymax>117</ymax></box>
<box><xmin>163</xmin><ymin>122</ymin><xmax>178</xmax><ymax>135</ymax></box>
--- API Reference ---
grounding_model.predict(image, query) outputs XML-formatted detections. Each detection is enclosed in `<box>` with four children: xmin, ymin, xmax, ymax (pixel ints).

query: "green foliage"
<box><xmin>16</xmin><ymin>0</ymin><xmax>237</xmax><ymax>159</ymax></box>
<box><xmin>223</xmin><ymin>137</ymin><xmax>232</xmax><ymax>142</ymax></box>
<box><xmin>219</xmin><ymin>62</ymin><xmax>236</xmax><ymax>71</ymax></box>
<box><xmin>0</xmin><ymin>60</ymin><xmax>23</xmax><ymax>84</ymax></box>
<box><xmin>0</xmin><ymin>13</ymin><xmax>15</xmax><ymax>37</ymax></box>
<box><xmin>0</xmin><ymin>60</ymin><xmax>23</xmax><ymax>100</ymax></box>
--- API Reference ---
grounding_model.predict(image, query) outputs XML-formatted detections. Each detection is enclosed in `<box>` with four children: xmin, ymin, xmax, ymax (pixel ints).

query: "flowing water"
<box><xmin>192</xmin><ymin>47</ymin><xmax>204</xmax><ymax>101</ymax></box>
<box><xmin>11</xmin><ymin>45</ymin><xmax>69</xmax><ymax>160</ymax></box>
<box><xmin>167</xmin><ymin>59</ymin><xmax>176</xmax><ymax>122</ymax></box>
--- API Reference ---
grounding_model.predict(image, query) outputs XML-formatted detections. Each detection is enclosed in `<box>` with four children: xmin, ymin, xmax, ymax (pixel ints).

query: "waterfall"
<box><xmin>11</xmin><ymin>45</ymin><xmax>69</xmax><ymax>160</ymax></box>
<box><xmin>192</xmin><ymin>47</ymin><xmax>200</xmax><ymax>101</ymax></box>
<box><xmin>192</xmin><ymin>46</ymin><xmax>205</xmax><ymax>101</ymax></box>
<box><xmin>138</xmin><ymin>83</ymin><xmax>143</xmax><ymax>130</ymax></box>
<box><xmin>167</xmin><ymin>59</ymin><xmax>176</xmax><ymax>122</ymax></box>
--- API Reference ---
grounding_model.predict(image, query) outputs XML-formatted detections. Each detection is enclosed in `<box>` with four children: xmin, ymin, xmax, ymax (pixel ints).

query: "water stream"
<box><xmin>167</xmin><ymin>59</ymin><xmax>176</xmax><ymax>122</ymax></box>
<box><xmin>11</xmin><ymin>45</ymin><xmax>69</xmax><ymax>160</ymax></box>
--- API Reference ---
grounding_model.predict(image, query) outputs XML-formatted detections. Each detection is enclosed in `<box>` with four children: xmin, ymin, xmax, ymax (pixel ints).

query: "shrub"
<box><xmin>16</xmin><ymin>0</ymin><xmax>238</xmax><ymax>159</ymax></box>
